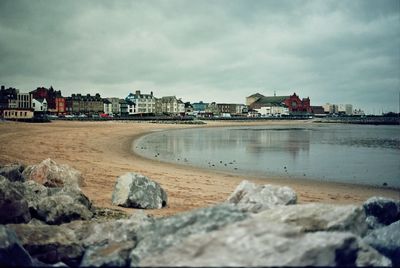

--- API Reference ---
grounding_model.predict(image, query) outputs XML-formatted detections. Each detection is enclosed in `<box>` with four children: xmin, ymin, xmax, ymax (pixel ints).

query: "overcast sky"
<box><xmin>0</xmin><ymin>0</ymin><xmax>399</xmax><ymax>114</ymax></box>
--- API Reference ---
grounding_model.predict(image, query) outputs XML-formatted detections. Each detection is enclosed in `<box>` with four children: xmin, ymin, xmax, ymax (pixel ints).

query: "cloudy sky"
<box><xmin>0</xmin><ymin>0</ymin><xmax>399</xmax><ymax>114</ymax></box>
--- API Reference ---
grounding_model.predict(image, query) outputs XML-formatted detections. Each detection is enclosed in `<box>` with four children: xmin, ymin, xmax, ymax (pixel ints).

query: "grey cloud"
<box><xmin>0</xmin><ymin>0</ymin><xmax>399</xmax><ymax>113</ymax></box>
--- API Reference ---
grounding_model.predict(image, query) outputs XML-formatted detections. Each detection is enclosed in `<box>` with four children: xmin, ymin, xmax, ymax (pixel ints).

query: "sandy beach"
<box><xmin>0</xmin><ymin>120</ymin><xmax>398</xmax><ymax>217</ymax></box>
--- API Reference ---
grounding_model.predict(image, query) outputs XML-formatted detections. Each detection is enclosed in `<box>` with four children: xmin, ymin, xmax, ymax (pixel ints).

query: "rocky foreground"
<box><xmin>0</xmin><ymin>159</ymin><xmax>399</xmax><ymax>267</ymax></box>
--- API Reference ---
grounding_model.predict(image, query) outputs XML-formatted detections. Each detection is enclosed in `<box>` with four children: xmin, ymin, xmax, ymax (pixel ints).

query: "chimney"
<box><xmin>151</xmin><ymin>91</ymin><xmax>153</xmax><ymax>96</ymax></box>
<box><xmin>274</xmin><ymin>91</ymin><xmax>276</xmax><ymax>97</ymax></box>
<box><xmin>1</xmin><ymin>85</ymin><xmax>4</xmax><ymax>90</ymax></box>
<box><xmin>135</xmin><ymin>90</ymin><xmax>140</xmax><ymax>95</ymax></box>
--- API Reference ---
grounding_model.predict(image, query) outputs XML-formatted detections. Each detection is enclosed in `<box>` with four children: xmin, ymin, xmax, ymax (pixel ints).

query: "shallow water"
<box><xmin>133</xmin><ymin>124</ymin><xmax>400</xmax><ymax>188</ymax></box>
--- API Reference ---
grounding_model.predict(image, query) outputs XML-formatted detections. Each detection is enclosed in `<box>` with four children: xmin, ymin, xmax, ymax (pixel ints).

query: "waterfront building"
<box><xmin>322</xmin><ymin>103</ymin><xmax>339</xmax><ymax>114</ymax></box>
<box><xmin>119</xmin><ymin>99</ymin><xmax>135</xmax><ymax>116</ymax></box>
<box><xmin>32</xmin><ymin>98</ymin><xmax>48</xmax><ymax>113</ymax></box>
<box><xmin>17</xmin><ymin>93</ymin><xmax>32</xmax><ymax>109</ymax></box>
<box><xmin>65</xmin><ymin>93</ymin><xmax>103</xmax><ymax>115</ymax></box>
<box><xmin>107</xmin><ymin>97</ymin><xmax>121</xmax><ymax>115</ymax></box>
<box><xmin>247</xmin><ymin>92</ymin><xmax>311</xmax><ymax>114</ymax></box>
<box><xmin>159</xmin><ymin>96</ymin><xmax>179</xmax><ymax>114</ymax></box>
<box><xmin>3</xmin><ymin>109</ymin><xmax>34</xmax><ymax>120</ymax></box>
<box><xmin>126</xmin><ymin>90</ymin><xmax>155</xmax><ymax>114</ymax></box>
<box><xmin>184</xmin><ymin>102</ymin><xmax>194</xmax><ymax>114</ymax></box>
<box><xmin>177</xmin><ymin>99</ymin><xmax>185</xmax><ymax>114</ymax></box>
<box><xmin>192</xmin><ymin>101</ymin><xmax>208</xmax><ymax>112</ymax></box>
<box><xmin>311</xmin><ymin>106</ymin><xmax>326</xmax><ymax>116</ymax></box>
<box><xmin>256</xmin><ymin>105</ymin><xmax>289</xmax><ymax>117</ymax></box>
<box><xmin>0</xmin><ymin>86</ymin><xmax>18</xmax><ymax>111</ymax></box>
<box><xmin>30</xmin><ymin>86</ymin><xmax>63</xmax><ymax>114</ymax></box>
<box><xmin>103</xmin><ymin>99</ymin><xmax>113</xmax><ymax>115</ymax></box>
<box><xmin>338</xmin><ymin>104</ymin><xmax>353</xmax><ymax>115</ymax></box>
<box><xmin>218</xmin><ymin>103</ymin><xmax>248</xmax><ymax>116</ymax></box>
<box><xmin>205</xmin><ymin>102</ymin><xmax>219</xmax><ymax>115</ymax></box>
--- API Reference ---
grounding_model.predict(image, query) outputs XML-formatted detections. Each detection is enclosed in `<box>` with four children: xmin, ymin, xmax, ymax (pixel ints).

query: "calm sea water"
<box><xmin>133</xmin><ymin>124</ymin><xmax>400</xmax><ymax>188</ymax></box>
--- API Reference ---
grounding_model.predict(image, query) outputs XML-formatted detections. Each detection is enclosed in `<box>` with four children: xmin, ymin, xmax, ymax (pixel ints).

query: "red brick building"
<box><xmin>246</xmin><ymin>92</ymin><xmax>311</xmax><ymax>114</ymax></box>
<box><xmin>283</xmin><ymin>93</ymin><xmax>311</xmax><ymax>113</ymax></box>
<box><xmin>30</xmin><ymin>86</ymin><xmax>65</xmax><ymax>114</ymax></box>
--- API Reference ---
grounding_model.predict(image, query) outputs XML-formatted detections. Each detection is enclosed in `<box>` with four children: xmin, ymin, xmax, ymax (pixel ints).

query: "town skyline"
<box><xmin>0</xmin><ymin>0</ymin><xmax>399</xmax><ymax>114</ymax></box>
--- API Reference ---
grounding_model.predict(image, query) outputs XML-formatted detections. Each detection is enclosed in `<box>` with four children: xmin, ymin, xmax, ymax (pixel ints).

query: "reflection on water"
<box><xmin>134</xmin><ymin>125</ymin><xmax>400</xmax><ymax>188</ymax></box>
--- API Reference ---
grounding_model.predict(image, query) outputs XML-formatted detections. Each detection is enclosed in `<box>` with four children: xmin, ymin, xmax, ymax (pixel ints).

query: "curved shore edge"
<box><xmin>0</xmin><ymin>120</ymin><xmax>399</xmax><ymax>217</ymax></box>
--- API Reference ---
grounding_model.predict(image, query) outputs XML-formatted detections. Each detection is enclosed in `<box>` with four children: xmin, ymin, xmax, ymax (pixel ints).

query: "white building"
<box><xmin>177</xmin><ymin>99</ymin><xmax>185</xmax><ymax>114</ymax></box>
<box><xmin>322</xmin><ymin>103</ymin><xmax>339</xmax><ymax>114</ymax></box>
<box><xmin>103</xmin><ymin>99</ymin><xmax>113</xmax><ymax>115</ymax></box>
<box><xmin>255</xmin><ymin>105</ymin><xmax>289</xmax><ymax>117</ymax></box>
<box><xmin>31</xmin><ymin>98</ymin><xmax>47</xmax><ymax>112</ymax></box>
<box><xmin>126</xmin><ymin>90</ymin><xmax>155</xmax><ymax>114</ymax></box>
<box><xmin>17</xmin><ymin>93</ymin><xmax>32</xmax><ymax>109</ymax></box>
<box><xmin>107</xmin><ymin>97</ymin><xmax>121</xmax><ymax>115</ymax></box>
<box><xmin>158</xmin><ymin>96</ymin><xmax>185</xmax><ymax>114</ymax></box>
<box><xmin>338</xmin><ymin>104</ymin><xmax>353</xmax><ymax>115</ymax></box>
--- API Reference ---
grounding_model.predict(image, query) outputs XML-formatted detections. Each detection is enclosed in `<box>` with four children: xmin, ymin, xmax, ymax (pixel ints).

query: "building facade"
<box><xmin>126</xmin><ymin>90</ymin><xmax>155</xmax><ymax>114</ymax></box>
<box><xmin>247</xmin><ymin>92</ymin><xmax>311</xmax><ymax>114</ymax></box>
<box><xmin>107</xmin><ymin>97</ymin><xmax>121</xmax><ymax>115</ymax></box>
<box><xmin>338</xmin><ymin>104</ymin><xmax>353</xmax><ymax>115</ymax></box>
<box><xmin>103</xmin><ymin>99</ymin><xmax>113</xmax><ymax>115</ymax></box>
<box><xmin>0</xmin><ymin>86</ymin><xmax>18</xmax><ymax>110</ymax></box>
<box><xmin>255</xmin><ymin>105</ymin><xmax>289</xmax><ymax>117</ymax></box>
<box><xmin>119</xmin><ymin>99</ymin><xmax>135</xmax><ymax>116</ymax></box>
<box><xmin>66</xmin><ymin>93</ymin><xmax>103</xmax><ymax>115</ymax></box>
<box><xmin>17</xmin><ymin>93</ymin><xmax>32</xmax><ymax>109</ymax></box>
<box><xmin>322</xmin><ymin>103</ymin><xmax>339</xmax><ymax>114</ymax></box>
<box><xmin>30</xmin><ymin>86</ymin><xmax>63</xmax><ymax>113</ymax></box>
<box><xmin>3</xmin><ymin>109</ymin><xmax>34</xmax><ymax>120</ymax></box>
<box><xmin>192</xmin><ymin>101</ymin><xmax>208</xmax><ymax>112</ymax></box>
<box><xmin>32</xmin><ymin>98</ymin><xmax>48</xmax><ymax>113</ymax></box>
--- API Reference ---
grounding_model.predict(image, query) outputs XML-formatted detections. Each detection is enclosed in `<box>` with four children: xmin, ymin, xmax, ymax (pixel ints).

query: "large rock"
<box><xmin>0</xmin><ymin>225</ymin><xmax>33</xmax><ymax>267</ymax></box>
<box><xmin>8</xmin><ymin>222</ymin><xmax>88</xmax><ymax>267</ymax></box>
<box><xmin>254</xmin><ymin>203</ymin><xmax>368</xmax><ymax>236</ymax></box>
<box><xmin>141</xmin><ymin>218</ymin><xmax>390</xmax><ymax>267</ymax></box>
<box><xmin>0</xmin><ymin>164</ymin><xmax>25</xmax><ymax>182</ymax></box>
<box><xmin>80</xmin><ymin>241</ymin><xmax>135</xmax><ymax>267</ymax></box>
<box><xmin>130</xmin><ymin>203</ymin><xmax>248</xmax><ymax>266</ymax></box>
<box><xmin>363</xmin><ymin>221</ymin><xmax>400</xmax><ymax>266</ymax></box>
<box><xmin>111</xmin><ymin>173</ymin><xmax>167</xmax><ymax>209</ymax></box>
<box><xmin>227</xmin><ymin>180</ymin><xmax>297</xmax><ymax>213</ymax></box>
<box><xmin>13</xmin><ymin>180</ymin><xmax>49</xmax><ymax>213</ymax></box>
<box><xmin>9</xmin><ymin>213</ymin><xmax>149</xmax><ymax>267</ymax></box>
<box><xmin>0</xmin><ymin>176</ymin><xmax>31</xmax><ymax>224</ymax></box>
<box><xmin>22</xmin><ymin>158</ymin><xmax>85</xmax><ymax>189</ymax></box>
<box><xmin>363</xmin><ymin>197</ymin><xmax>400</xmax><ymax>226</ymax></box>
<box><xmin>35</xmin><ymin>194</ymin><xmax>93</xmax><ymax>225</ymax></box>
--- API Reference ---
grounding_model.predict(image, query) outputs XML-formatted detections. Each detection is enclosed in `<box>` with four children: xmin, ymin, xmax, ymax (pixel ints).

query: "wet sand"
<box><xmin>0</xmin><ymin>120</ymin><xmax>399</xmax><ymax>217</ymax></box>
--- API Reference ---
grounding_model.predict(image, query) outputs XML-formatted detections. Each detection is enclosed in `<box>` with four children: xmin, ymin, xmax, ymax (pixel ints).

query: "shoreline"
<box><xmin>131</xmin><ymin>125</ymin><xmax>400</xmax><ymax>191</ymax></box>
<box><xmin>0</xmin><ymin>120</ymin><xmax>399</xmax><ymax>217</ymax></box>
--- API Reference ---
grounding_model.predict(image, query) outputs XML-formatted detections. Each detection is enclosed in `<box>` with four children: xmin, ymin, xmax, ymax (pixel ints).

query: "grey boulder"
<box><xmin>8</xmin><ymin>222</ymin><xmax>88</xmax><ymax>267</ymax></box>
<box><xmin>0</xmin><ymin>176</ymin><xmax>31</xmax><ymax>224</ymax></box>
<box><xmin>35</xmin><ymin>194</ymin><xmax>93</xmax><ymax>225</ymax></box>
<box><xmin>22</xmin><ymin>158</ymin><xmax>85</xmax><ymax>189</ymax></box>
<box><xmin>0</xmin><ymin>164</ymin><xmax>25</xmax><ymax>182</ymax></box>
<box><xmin>80</xmin><ymin>241</ymin><xmax>135</xmax><ymax>267</ymax></box>
<box><xmin>0</xmin><ymin>225</ymin><xmax>33</xmax><ymax>267</ymax></box>
<box><xmin>130</xmin><ymin>203</ymin><xmax>248</xmax><ymax>266</ymax></box>
<box><xmin>363</xmin><ymin>220</ymin><xmax>400</xmax><ymax>266</ymax></box>
<box><xmin>363</xmin><ymin>196</ymin><xmax>400</xmax><ymax>226</ymax></box>
<box><xmin>254</xmin><ymin>203</ymin><xmax>368</xmax><ymax>236</ymax></box>
<box><xmin>111</xmin><ymin>173</ymin><xmax>167</xmax><ymax>209</ymax></box>
<box><xmin>227</xmin><ymin>180</ymin><xmax>297</xmax><ymax>213</ymax></box>
<box><xmin>141</xmin><ymin>218</ymin><xmax>390</xmax><ymax>267</ymax></box>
